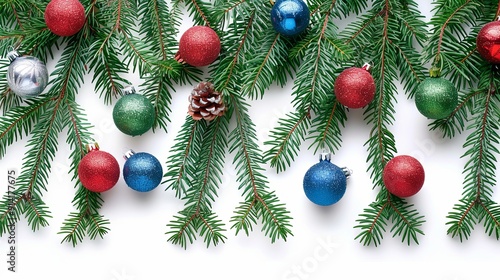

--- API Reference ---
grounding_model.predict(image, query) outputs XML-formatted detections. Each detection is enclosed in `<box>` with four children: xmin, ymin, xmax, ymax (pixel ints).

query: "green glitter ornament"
<box><xmin>113</xmin><ymin>86</ymin><xmax>155</xmax><ymax>136</ymax></box>
<box><xmin>415</xmin><ymin>76</ymin><xmax>458</xmax><ymax>119</ymax></box>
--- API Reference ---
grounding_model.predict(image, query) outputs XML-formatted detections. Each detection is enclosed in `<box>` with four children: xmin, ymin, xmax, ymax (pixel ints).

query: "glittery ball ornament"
<box><xmin>334</xmin><ymin>64</ymin><xmax>376</xmax><ymax>109</ymax></box>
<box><xmin>477</xmin><ymin>20</ymin><xmax>500</xmax><ymax>64</ymax></box>
<box><xmin>113</xmin><ymin>86</ymin><xmax>155</xmax><ymax>136</ymax></box>
<box><xmin>123</xmin><ymin>150</ymin><xmax>163</xmax><ymax>192</ymax></box>
<box><xmin>270</xmin><ymin>0</ymin><xmax>310</xmax><ymax>36</ymax></box>
<box><xmin>415</xmin><ymin>77</ymin><xmax>458</xmax><ymax>119</ymax></box>
<box><xmin>383</xmin><ymin>155</ymin><xmax>425</xmax><ymax>198</ymax></box>
<box><xmin>6</xmin><ymin>51</ymin><xmax>48</xmax><ymax>98</ymax></box>
<box><xmin>78</xmin><ymin>145</ymin><xmax>120</xmax><ymax>193</ymax></box>
<box><xmin>303</xmin><ymin>153</ymin><xmax>351</xmax><ymax>206</ymax></box>
<box><xmin>44</xmin><ymin>0</ymin><xmax>86</xmax><ymax>37</ymax></box>
<box><xmin>178</xmin><ymin>26</ymin><xmax>221</xmax><ymax>67</ymax></box>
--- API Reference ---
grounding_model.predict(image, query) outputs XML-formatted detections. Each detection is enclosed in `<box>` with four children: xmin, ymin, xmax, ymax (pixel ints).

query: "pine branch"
<box><xmin>350</xmin><ymin>0</ymin><xmax>427</xmax><ymax>246</ymax></box>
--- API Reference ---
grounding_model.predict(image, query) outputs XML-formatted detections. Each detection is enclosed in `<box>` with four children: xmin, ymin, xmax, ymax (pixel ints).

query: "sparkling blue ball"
<box><xmin>271</xmin><ymin>0</ymin><xmax>310</xmax><ymax>36</ymax></box>
<box><xmin>123</xmin><ymin>152</ymin><xmax>163</xmax><ymax>192</ymax></box>
<box><xmin>303</xmin><ymin>159</ymin><xmax>347</xmax><ymax>206</ymax></box>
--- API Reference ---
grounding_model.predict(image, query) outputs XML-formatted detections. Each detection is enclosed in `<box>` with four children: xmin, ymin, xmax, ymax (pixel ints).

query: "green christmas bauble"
<box><xmin>415</xmin><ymin>77</ymin><xmax>458</xmax><ymax>119</ymax></box>
<box><xmin>113</xmin><ymin>93</ymin><xmax>155</xmax><ymax>136</ymax></box>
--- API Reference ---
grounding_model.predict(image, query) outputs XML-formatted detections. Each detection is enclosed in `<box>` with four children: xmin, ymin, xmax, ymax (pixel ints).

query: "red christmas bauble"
<box><xmin>78</xmin><ymin>150</ymin><xmax>120</xmax><ymax>192</ymax></box>
<box><xmin>477</xmin><ymin>21</ymin><xmax>500</xmax><ymax>64</ymax></box>
<box><xmin>44</xmin><ymin>0</ymin><xmax>86</xmax><ymax>37</ymax></box>
<box><xmin>178</xmin><ymin>26</ymin><xmax>221</xmax><ymax>67</ymax></box>
<box><xmin>334</xmin><ymin>66</ymin><xmax>375</xmax><ymax>108</ymax></box>
<box><xmin>383</xmin><ymin>155</ymin><xmax>425</xmax><ymax>198</ymax></box>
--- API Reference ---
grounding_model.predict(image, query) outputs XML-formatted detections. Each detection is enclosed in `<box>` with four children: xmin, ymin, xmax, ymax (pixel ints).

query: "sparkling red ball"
<box><xmin>383</xmin><ymin>155</ymin><xmax>425</xmax><ymax>198</ymax></box>
<box><xmin>78</xmin><ymin>150</ymin><xmax>120</xmax><ymax>193</ymax></box>
<box><xmin>44</xmin><ymin>0</ymin><xmax>86</xmax><ymax>37</ymax></box>
<box><xmin>178</xmin><ymin>26</ymin><xmax>221</xmax><ymax>67</ymax></box>
<box><xmin>334</xmin><ymin>67</ymin><xmax>376</xmax><ymax>109</ymax></box>
<box><xmin>477</xmin><ymin>21</ymin><xmax>500</xmax><ymax>64</ymax></box>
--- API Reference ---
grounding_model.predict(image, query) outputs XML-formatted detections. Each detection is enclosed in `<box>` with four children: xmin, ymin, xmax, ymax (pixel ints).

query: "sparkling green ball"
<box><xmin>415</xmin><ymin>77</ymin><xmax>458</xmax><ymax>119</ymax></box>
<box><xmin>113</xmin><ymin>94</ymin><xmax>155</xmax><ymax>136</ymax></box>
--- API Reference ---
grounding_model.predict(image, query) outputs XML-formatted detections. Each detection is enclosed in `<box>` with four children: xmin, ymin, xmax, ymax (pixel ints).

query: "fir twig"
<box><xmin>264</xmin><ymin>0</ymin><xmax>355</xmax><ymax>172</ymax></box>
<box><xmin>423</xmin><ymin>0</ymin><xmax>500</xmax><ymax>241</ymax></box>
<box><xmin>349</xmin><ymin>0</ymin><xmax>427</xmax><ymax>246</ymax></box>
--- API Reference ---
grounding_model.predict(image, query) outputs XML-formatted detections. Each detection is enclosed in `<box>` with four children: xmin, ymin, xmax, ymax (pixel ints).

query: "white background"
<box><xmin>1</xmin><ymin>1</ymin><xmax>499</xmax><ymax>280</ymax></box>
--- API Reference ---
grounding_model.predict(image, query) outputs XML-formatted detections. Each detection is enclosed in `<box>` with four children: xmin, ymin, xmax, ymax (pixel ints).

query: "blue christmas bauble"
<box><xmin>123</xmin><ymin>152</ymin><xmax>163</xmax><ymax>192</ymax></box>
<box><xmin>303</xmin><ymin>158</ymin><xmax>347</xmax><ymax>206</ymax></box>
<box><xmin>270</xmin><ymin>0</ymin><xmax>310</xmax><ymax>36</ymax></box>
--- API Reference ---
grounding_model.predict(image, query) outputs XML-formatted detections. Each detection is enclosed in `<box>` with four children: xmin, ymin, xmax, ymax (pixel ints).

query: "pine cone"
<box><xmin>188</xmin><ymin>82</ymin><xmax>225</xmax><ymax>121</ymax></box>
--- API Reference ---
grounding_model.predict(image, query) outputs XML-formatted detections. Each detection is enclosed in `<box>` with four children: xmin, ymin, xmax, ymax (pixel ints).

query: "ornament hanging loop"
<box><xmin>341</xmin><ymin>167</ymin><xmax>353</xmax><ymax>179</ymax></box>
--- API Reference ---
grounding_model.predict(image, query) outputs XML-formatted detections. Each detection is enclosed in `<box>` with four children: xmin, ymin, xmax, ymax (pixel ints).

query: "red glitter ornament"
<box><xmin>383</xmin><ymin>155</ymin><xmax>425</xmax><ymax>198</ymax></box>
<box><xmin>334</xmin><ymin>64</ymin><xmax>376</xmax><ymax>109</ymax></box>
<box><xmin>477</xmin><ymin>20</ymin><xmax>500</xmax><ymax>64</ymax></box>
<box><xmin>44</xmin><ymin>0</ymin><xmax>86</xmax><ymax>37</ymax></box>
<box><xmin>178</xmin><ymin>26</ymin><xmax>221</xmax><ymax>67</ymax></box>
<box><xmin>78</xmin><ymin>146</ymin><xmax>120</xmax><ymax>193</ymax></box>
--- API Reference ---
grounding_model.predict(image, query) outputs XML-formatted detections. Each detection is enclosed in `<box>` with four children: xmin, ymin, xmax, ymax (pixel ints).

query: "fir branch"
<box><xmin>166</xmin><ymin>116</ymin><xmax>230</xmax><ymax>249</ymax></box>
<box><xmin>350</xmin><ymin>0</ymin><xmax>427</xmax><ymax>246</ymax></box>
<box><xmin>263</xmin><ymin>111</ymin><xmax>311</xmax><ymax>173</ymax></box>
<box><xmin>164</xmin><ymin>116</ymin><xmax>207</xmax><ymax>198</ymax></box>
<box><xmin>307</xmin><ymin>99</ymin><xmax>347</xmax><ymax>154</ymax></box>
<box><xmin>229</xmin><ymin>94</ymin><xmax>293</xmax><ymax>242</ymax></box>
<box><xmin>87</xmin><ymin>0</ymin><xmax>132</xmax><ymax>104</ymax></box>
<box><xmin>264</xmin><ymin>0</ymin><xmax>353</xmax><ymax>172</ymax></box>
<box><xmin>176</xmin><ymin>0</ymin><xmax>213</xmax><ymax>27</ymax></box>
<box><xmin>0</xmin><ymin>98</ymin><xmax>50</xmax><ymax>158</ymax></box>
<box><xmin>446</xmin><ymin>72</ymin><xmax>500</xmax><ymax>241</ymax></box>
<box><xmin>422</xmin><ymin>0</ymin><xmax>483</xmax><ymax>89</ymax></box>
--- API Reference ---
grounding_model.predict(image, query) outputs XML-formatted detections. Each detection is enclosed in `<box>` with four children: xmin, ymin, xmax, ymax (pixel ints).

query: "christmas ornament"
<box><xmin>44</xmin><ymin>0</ymin><xmax>86</xmax><ymax>37</ymax></box>
<box><xmin>334</xmin><ymin>64</ymin><xmax>376</xmax><ymax>109</ymax></box>
<box><xmin>188</xmin><ymin>81</ymin><xmax>225</xmax><ymax>121</ymax></box>
<box><xmin>415</xmin><ymin>76</ymin><xmax>458</xmax><ymax>119</ymax></box>
<box><xmin>383</xmin><ymin>155</ymin><xmax>425</xmax><ymax>198</ymax></box>
<box><xmin>6</xmin><ymin>50</ymin><xmax>49</xmax><ymax>98</ymax></box>
<box><xmin>78</xmin><ymin>144</ymin><xmax>120</xmax><ymax>193</ymax></box>
<box><xmin>113</xmin><ymin>86</ymin><xmax>155</xmax><ymax>136</ymax></box>
<box><xmin>123</xmin><ymin>150</ymin><xmax>163</xmax><ymax>192</ymax></box>
<box><xmin>477</xmin><ymin>20</ymin><xmax>500</xmax><ymax>64</ymax></box>
<box><xmin>302</xmin><ymin>153</ymin><xmax>352</xmax><ymax>206</ymax></box>
<box><xmin>178</xmin><ymin>26</ymin><xmax>221</xmax><ymax>67</ymax></box>
<box><xmin>270</xmin><ymin>0</ymin><xmax>310</xmax><ymax>36</ymax></box>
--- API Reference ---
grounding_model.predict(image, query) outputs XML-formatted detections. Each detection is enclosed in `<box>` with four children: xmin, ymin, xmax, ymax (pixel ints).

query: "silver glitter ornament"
<box><xmin>6</xmin><ymin>51</ymin><xmax>49</xmax><ymax>98</ymax></box>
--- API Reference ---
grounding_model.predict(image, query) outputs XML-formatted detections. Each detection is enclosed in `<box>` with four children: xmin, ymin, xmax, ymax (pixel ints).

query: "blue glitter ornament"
<box><xmin>303</xmin><ymin>153</ymin><xmax>351</xmax><ymax>206</ymax></box>
<box><xmin>123</xmin><ymin>150</ymin><xmax>163</xmax><ymax>192</ymax></box>
<box><xmin>270</xmin><ymin>0</ymin><xmax>310</xmax><ymax>36</ymax></box>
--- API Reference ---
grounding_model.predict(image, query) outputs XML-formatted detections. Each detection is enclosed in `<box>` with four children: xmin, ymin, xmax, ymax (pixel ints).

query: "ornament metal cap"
<box><xmin>86</xmin><ymin>143</ymin><xmax>100</xmax><ymax>152</ymax></box>
<box><xmin>362</xmin><ymin>63</ymin><xmax>372</xmax><ymax>72</ymax></box>
<box><xmin>6</xmin><ymin>50</ymin><xmax>20</xmax><ymax>62</ymax></box>
<box><xmin>123</xmin><ymin>149</ymin><xmax>136</xmax><ymax>160</ymax></box>
<box><xmin>318</xmin><ymin>151</ymin><xmax>352</xmax><ymax>180</ymax></box>
<box><xmin>123</xmin><ymin>85</ymin><xmax>136</xmax><ymax>95</ymax></box>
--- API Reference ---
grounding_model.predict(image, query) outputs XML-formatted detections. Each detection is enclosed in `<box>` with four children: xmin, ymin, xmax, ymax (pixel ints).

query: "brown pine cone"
<box><xmin>188</xmin><ymin>82</ymin><xmax>225</xmax><ymax>121</ymax></box>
